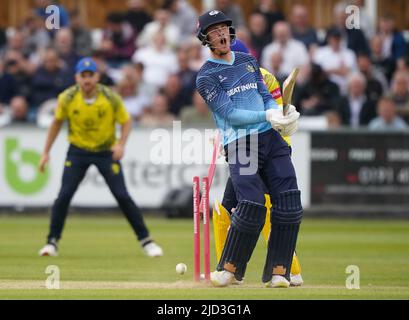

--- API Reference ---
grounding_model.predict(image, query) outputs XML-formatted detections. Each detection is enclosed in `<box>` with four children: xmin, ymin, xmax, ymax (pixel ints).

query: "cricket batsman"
<box><xmin>38</xmin><ymin>57</ymin><xmax>163</xmax><ymax>258</ymax></box>
<box><xmin>196</xmin><ymin>10</ymin><xmax>302</xmax><ymax>288</ymax></box>
<box><xmin>216</xmin><ymin>39</ymin><xmax>303</xmax><ymax>286</ymax></box>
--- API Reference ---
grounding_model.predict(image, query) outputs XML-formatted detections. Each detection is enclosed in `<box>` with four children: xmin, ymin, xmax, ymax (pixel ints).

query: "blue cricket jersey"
<box><xmin>196</xmin><ymin>51</ymin><xmax>279</xmax><ymax>145</ymax></box>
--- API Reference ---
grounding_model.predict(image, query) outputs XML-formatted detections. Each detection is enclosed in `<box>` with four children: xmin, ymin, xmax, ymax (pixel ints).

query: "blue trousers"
<box><xmin>47</xmin><ymin>144</ymin><xmax>150</xmax><ymax>242</ymax></box>
<box><xmin>223</xmin><ymin>129</ymin><xmax>298</xmax><ymax>209</ymax></box>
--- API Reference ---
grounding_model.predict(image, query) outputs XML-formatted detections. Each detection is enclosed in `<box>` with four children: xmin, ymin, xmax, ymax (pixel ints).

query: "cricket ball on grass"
<box><xmin>175</xmin><ymin>263</ymin><xmax>187</xmax><ymax>275</ymax></box>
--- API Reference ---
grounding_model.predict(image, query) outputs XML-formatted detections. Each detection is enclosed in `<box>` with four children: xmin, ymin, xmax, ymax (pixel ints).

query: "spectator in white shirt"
<box><xmin>313</xmin><ymin>27</ymin><xmax>357</xmax><ymax>95</ymax></box>
<box><xmin>261</xmin><ymin>21</ymin><xmax>309</xmax><ymax>76</ymax></box>
<box><xmin>132</xmin><ymin>32</ymin><xmax>178</xmax><ymax>91</ymax></box>
<box><xmin>369</xmin><ymin>95</ymin><xmax>408</xmax><ymax>130</ymax></box>
<box><xmin>136</xmin><ymin>9</ymin><xmax>180</xmax><ymax>49</ymax></box>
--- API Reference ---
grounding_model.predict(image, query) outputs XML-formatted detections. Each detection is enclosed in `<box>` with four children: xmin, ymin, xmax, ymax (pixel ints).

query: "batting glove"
<box><xmin>274</xmin><ymin>120</ymin><xmax>299</xmax><ymax>136</ymax></box>
<box><xmin>266</xmin><ymin>105</ymin><xmax>300</xmax><ymax>136</ymax></box>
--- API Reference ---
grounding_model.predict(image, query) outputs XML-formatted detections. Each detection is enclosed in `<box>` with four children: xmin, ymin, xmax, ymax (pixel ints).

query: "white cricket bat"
<box><xmin>282</xmin><ymin>68</ymin><xmax>299</xmax><ymax>116</ymax></box>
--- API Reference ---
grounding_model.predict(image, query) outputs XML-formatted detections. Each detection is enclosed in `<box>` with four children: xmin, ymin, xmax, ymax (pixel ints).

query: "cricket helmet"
<box><xmin>196</xmin><ymin>10</ymin><xmax>236</xmax><ymax>46</ymax></box>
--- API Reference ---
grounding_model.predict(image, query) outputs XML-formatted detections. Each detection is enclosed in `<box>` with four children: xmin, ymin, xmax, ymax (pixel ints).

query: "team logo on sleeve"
<box><xmin>205</xmin><ymin>89</ymin><xmax>217</xmax><ymax>102</ymax></box>
<box><xmin>246</xmin><ymin>65</ymin><xmax>255</xmax><ymax>73</ymax></box>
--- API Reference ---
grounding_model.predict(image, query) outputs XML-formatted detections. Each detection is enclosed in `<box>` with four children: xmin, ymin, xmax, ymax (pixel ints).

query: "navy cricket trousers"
<box><xmin>224</xmin><ymin>129</ymin><xmax>298</xmax><ymax>208</ymax></box>
<box><xmin>47</xmin><ymin>144</ymin><xmax>150</xmax><ymax>243</ymax></box>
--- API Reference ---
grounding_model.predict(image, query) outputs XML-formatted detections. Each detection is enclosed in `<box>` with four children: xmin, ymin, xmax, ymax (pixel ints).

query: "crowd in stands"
<box><xmin>0</xmin><ymin>0</ymin><xmax>409</xmax><ymax>131</ymax></box>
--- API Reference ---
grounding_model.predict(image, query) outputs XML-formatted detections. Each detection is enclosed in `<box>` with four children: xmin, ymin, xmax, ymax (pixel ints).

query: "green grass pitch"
<box><xmin>0</xmin><ymin>214</ymin><xmax>408</xmax><ymax>300</ymax></box>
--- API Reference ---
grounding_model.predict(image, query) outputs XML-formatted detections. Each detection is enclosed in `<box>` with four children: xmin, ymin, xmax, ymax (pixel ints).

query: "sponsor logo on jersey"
<box><xmin>227</xmin><ymin>82</ymin><xmax>257</xmax><ymax>97</ymax></box>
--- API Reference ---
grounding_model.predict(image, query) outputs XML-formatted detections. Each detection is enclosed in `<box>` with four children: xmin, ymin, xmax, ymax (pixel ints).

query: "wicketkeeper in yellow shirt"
<box><xmin>38</xmin><ymin>57</ymin><xmax>163</xmax><ymax>258</ymax></box>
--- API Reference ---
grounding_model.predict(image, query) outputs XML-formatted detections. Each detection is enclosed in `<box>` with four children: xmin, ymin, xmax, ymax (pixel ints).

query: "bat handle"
<box><xmin>282</xmin><ymin>104</ymin><xmax>289</xmax><ymax>116</ymax></box>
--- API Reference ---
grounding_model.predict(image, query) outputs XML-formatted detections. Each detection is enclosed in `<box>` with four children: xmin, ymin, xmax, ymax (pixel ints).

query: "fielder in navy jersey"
<box><xmin>195</xmin><ymin>10</ymin><xmax>303</xmax><ymax>288</ymax></box>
